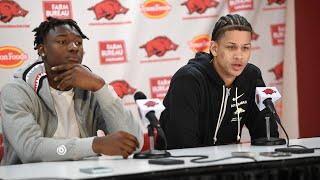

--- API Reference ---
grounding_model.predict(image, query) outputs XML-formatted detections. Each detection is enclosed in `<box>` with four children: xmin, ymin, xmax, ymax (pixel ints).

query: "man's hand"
<box><xmin>92</xmin><ymin>131</ymin><xmax>139</xmax><ymax>159</ymax></box>
<box><xmin>51</xmin><ymin>64</ymin><xmax>105</xmax><ymax>91</ymax></box>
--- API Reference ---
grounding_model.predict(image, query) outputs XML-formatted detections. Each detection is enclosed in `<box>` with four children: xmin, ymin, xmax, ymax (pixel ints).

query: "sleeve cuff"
<box><xmin>76</xmin><ymin>137</ymin><xmax>97</xmax><ymax>158</ymax></box>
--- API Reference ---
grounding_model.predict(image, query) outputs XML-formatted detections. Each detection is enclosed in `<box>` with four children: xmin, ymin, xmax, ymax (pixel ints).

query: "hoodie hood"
<box><xmin>13</xmin><ymin>57</ymin><xmax>47</xmax><ymax>94</ymax></box>
<box><xmin>187</xmin><ymin>52</ymin><xmax>225</xmax><ymax>86</ymax></box>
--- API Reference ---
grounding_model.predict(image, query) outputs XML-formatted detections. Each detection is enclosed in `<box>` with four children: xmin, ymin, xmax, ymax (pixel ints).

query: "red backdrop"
<box><xmin>296</xmin><ymin>0</ymin><xmax>320</xmax><ymax>137</ymax></box>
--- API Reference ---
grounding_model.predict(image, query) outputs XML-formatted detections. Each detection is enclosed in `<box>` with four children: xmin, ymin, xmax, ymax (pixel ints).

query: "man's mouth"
<box><xmin>67</xmin><ymin>56</ymin><xmax>80</xmax><ymax>63</ymax></box>
<box><xmin>231</xmin><ymin>64</ymin><xmax>243</xmax><ymax>71</ymax></box>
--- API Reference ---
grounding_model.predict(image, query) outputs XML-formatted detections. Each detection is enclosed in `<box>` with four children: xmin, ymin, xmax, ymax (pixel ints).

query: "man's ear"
<box><xmin>37</xmin><ymin>44</ymin><xmax>46</xmax><ymax>57</ymax></box>
<box><xmin>210</xmin><ymin>41</ymin><xmax>218</xmax><ymax>57</ymax></box>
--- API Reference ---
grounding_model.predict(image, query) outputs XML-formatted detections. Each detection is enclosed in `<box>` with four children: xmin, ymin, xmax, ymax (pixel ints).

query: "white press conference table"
<box><xmin>0</xmin><ymin>137</ymin><xmax>320</xmax><ymax>180</ymax></box>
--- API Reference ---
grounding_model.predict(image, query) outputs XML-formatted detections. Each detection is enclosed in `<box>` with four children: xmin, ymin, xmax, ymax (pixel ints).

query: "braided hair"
<box><xmin>210</xmin><ymin>14</ymin><xmax>252</xmax><ymax>57</ymax></box>
<box><xmin>32</xmin><ymin>17</ymin><xmax>88</xmax><ymax>50</ymax></box>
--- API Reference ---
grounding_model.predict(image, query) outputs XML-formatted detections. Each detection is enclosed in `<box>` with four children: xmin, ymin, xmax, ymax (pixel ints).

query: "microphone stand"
<box><xmin>133</xmin><ymin>124</ymin><xmax>171</xmax><ymax>159</ymax></box>
<box><xmin>251</xmin><ymin>113</ymin><xmax>286</xmax><ymax>146</ymax></box>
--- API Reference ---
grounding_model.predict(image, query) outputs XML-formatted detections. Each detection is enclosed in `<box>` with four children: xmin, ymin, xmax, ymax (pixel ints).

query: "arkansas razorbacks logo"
<box><xmin>269</xmin><ymin>61</ymin><xmax>283</xmax><ymax>80</ymax></box>
<box><xmin>109</xmin><ymin>80</ymin><xmax>136</xmax><ymax>98</ymax></box>
<box><xmin>88</xmin><ymin>0</ymin><xmax>128</xmax><ymax>20</ymax></box>
<box><xmin>263</xmin><ymin>88</ymin><xmax>276</xmax><ymax>95</ymax></box>
<box><xmin>267</xmin><ymin>0</ymin><xmax>285</xmax><ymax>5</ymax></box>
<box><xmin>181</xmin><ymin>0</ymin><xmax>219</xmax><ymax>14</ymax></box>
<box><xmin>0</xmin><ymin>0</ymin><xmax>28</xmax><ymax>23</ymax></box>
<box><xmin>144</xmin><ymin>101</ymin><xmax>158</xmax><ymax>107</ymax></box>
<box><xmin>140</xmin><ymin>36</ymin><xmax>178</xmax><ymax>57</ymax></box>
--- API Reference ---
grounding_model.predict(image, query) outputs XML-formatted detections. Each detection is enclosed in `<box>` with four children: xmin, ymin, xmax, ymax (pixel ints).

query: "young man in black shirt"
<box><xmin>160</xmin><ymin>14</ymin><xmax>279</xmax><ymax>149</ymax></box>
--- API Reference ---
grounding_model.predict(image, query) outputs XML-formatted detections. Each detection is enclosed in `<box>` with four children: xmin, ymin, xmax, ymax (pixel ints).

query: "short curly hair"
<box><xmin>32</xmin><ymin>16</ymin><xmax>88</xmax><ymax>50</ymax></box>
<box><xmin>211</xmin><ymin>14</ymin><xmax>252</xmax><ymax>41</ymax></box>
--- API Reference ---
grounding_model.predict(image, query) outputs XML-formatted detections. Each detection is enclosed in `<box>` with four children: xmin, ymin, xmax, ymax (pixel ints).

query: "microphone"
<box><xmin>134</xmin><ymin>92</ymin><xmax>164</xmax><ymax>128</ymax></box>
<box><xmin>255</xmin><ymin>87</ymin><xmax>281</xmax><ymax>111</ymax></box>
<box><xmin>255</xmin><ymin>87</ymin><xmax>282</xmax><ymax>124</ymax></box>
<box><xmin>252</xmin><ymin>87</ymin><xmax>286</xmax><ymax>146</ymax></box>
<box><xmin>134</xmin><ymin>91</ymin><xmax>147</xmax><ymax>100</ymax></box>
<box><xmin>254</xmin><ymin>87</ymin><xmax>314</xmax><ymax>153</ymax></box>
<box><xmin>133</xmin><ymin>91</ymin><xmax>170</xmax><ymax>159</ymax></box>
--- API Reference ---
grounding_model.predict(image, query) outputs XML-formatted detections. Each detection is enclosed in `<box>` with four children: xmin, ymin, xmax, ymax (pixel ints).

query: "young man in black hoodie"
<box><xmin>160</xmin><ymin>14</ymin><xmax>280</xmax><ymax>149</ymax></box>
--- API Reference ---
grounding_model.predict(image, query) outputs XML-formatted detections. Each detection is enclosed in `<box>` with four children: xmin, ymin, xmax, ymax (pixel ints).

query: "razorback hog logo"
<box><xmin>140</xmin><ymin>36</ymin><xmax>178</xmax><ymax>57</ymax></box>
<box><xmin>0</xmin><ymin>0</ymin><xmax>28</xmax><ymax>23</ymax></box>
<box><xmin>144</xmin><ymin>100</ymin><xmax>158</xmax><ymax>108</ymax></box>
<box><xmin>263</xmin><ymin>88</ymin><xmax>276</xmax><ymax>95</ymax></box>
<box><xmin>251</xmin><ymin>31</ymin><xmax>259</xmax><ymax>41</ymax></box>
<box><xmin>88</xmin><ymin>0</ymin><xmax>128</xmax><ymax>20</ymax></box>
<box><xmin>268</xmin><ymin>0</ymin><xmax>285</xmax><ymax>5</ymax></box>
<box><xmin>181</xmin><ymin>0</ymin><xmax>219</xmax><ymax>14</ymax></box>
<box><xmin>109</xmin><ymin>80</ymin><xmax>136</xmax><ymax>98</ymax></box>
<box><xmin>269</xmin><ymin>61</ymin><xmax>283</xmax><ymax>80</ymax></box>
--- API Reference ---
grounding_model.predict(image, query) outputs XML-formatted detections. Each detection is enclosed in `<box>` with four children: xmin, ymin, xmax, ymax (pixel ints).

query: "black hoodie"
<box><xmin>160</xmin><ymin>52</ymin><xmax>279</xmax><ymax>149</ymax></box>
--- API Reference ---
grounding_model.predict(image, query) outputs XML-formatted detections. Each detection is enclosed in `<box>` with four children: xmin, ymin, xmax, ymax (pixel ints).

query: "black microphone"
<box><xmin>133</xmin><ymin>91</ymin><xmax>170</xmax><ymax>159</ymax></box>
<box><xmin>254</xmin><ymin>87</ymin><xmax>314</xmax><ymax>153</ymax></box>
<box><xmin>134</xmin><ymin>91</ymin><xmax>147</xmax><ymax>101</ymax></box>
<box><xmin>134</xmin><ymin>91</ymin><xmax>160</xmax><ymax>128</ymax></box>
<box><xmin>252</xmin><ymin>87</ymin><xmax>286</xmax><ymax>146</ymax></box>
<box><xmin>263</xmin><ymin>98</ymin><xmax>281</xmax><ymax>125</ymax></box>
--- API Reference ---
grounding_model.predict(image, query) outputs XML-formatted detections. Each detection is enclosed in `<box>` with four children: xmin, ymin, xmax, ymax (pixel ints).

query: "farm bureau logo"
<box><xmin>140</xmin><ymin>0</ymin><xmax>171</xmax><ymax>19</ymax></box>
<box><xmin>270</xmin><ymin>23</ymin><xmax>285</xmax><ymax>45</ymax></box>
<box><xmin>42</xmin><ymin>1</ymin><xmax>73</xmax><ymax>20</ymax></box>
<box><xmin>150</xmin><ymin>76</ymin><xmax>171</xmax><ymax>99</ymax></box>
<box><xmin>188</xmin><ymin>34</ymin><xmax>211</xmax><ymax>53</ymax></box>
<box><xmin>0</xmin><ymin>46</ymin><xmax>28</xmax><ymax>68</ymax></box>
<box><xmin>99</xmin><ymin>40</ymin><xmax>127</xmax><ymax>64</ymax></box>
<box><xmin>0</xmin><ymin>0</ymin><xmax>28</xmax><ymax>23</ymax></box>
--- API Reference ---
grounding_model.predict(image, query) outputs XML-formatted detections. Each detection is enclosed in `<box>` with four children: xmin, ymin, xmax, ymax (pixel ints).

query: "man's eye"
<box><xmin>227</xmin><ymin>46</ymin><xmax>237</xmax><ymax>50</ymax></box>
<box><xmin>56</xmin><ymin>40</ymin><xmax>66</xmax><ymax>45</ymax></box>
<box><xmin>75</xmin><ymin>41</ymin><xmax>82</xmax><ymax>46</ymax></box>
<box><xmin>242</xmin><ymin>46</ymin><xmax>251</xmax><ymax>51</ymax></box>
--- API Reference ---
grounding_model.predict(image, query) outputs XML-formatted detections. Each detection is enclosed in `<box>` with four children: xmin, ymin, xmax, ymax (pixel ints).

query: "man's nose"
<box><xmin>68</xmin><ymin>42</ymin><xmax>78</xmax><ymax>51</ymax></box>
<box><xmin>234</xmin><ymin>51</ymin><xmax>243</xmax><ymax>60</ymax></box>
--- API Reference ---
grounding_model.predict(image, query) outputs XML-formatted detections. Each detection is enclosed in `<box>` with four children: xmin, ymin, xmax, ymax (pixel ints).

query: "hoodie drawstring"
<box><xmin>213</xmin><ymin>86</ymin><xmax>230</xmax><ymax>144</ymax></box>
<box><xmin>235</xmin><ymin>87</ymin><xmax>241</xmax><ymax>142</ymax></box>
<box><xmin>213</xmin><ymin>86</ymin><xmax>241</xmax><ymax>144</ymax></box>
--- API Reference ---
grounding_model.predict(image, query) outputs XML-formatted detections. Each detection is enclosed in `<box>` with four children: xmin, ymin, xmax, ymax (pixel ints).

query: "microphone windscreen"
<box><xmin>134</xmin><ymin>91</ymin><xmax>147</xmax><ymax>101</ymax></box>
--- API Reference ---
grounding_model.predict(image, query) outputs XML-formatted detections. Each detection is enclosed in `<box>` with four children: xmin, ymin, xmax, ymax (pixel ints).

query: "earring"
<box><xmin>41</xmin><ymin>53</ymin><xmax>45</xmax><ymax>57</ymax></box>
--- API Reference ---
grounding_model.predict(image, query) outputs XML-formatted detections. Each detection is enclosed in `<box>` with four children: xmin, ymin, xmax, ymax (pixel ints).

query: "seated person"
<box><xmin>160</xmin><ymin>14</ymin><xmax>280</xmax><ymax>149</ymax></box>
<box><xmin>0</xmin><ymin>17</ymin><xmax>143</xmax><ymax>165</ymax></box>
